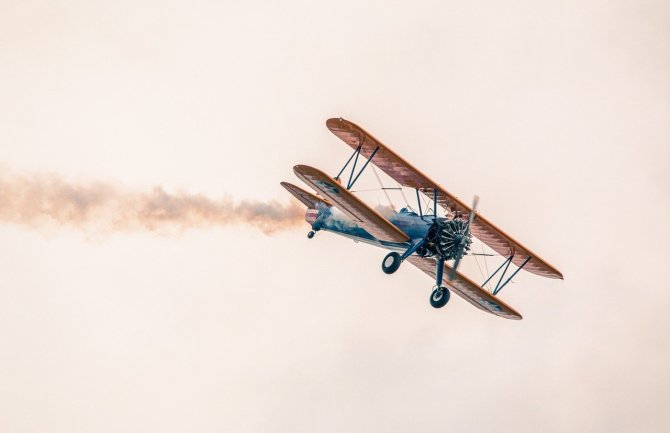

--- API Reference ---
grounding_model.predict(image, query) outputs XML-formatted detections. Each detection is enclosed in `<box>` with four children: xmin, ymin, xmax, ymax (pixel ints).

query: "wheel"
<box><xmin>430</xmin><ymin>287</ymin><xmax>450</xmax><ymax>308</ymax></box>
<box><xmin>307</xmin><ymin>230</ymin><xmax>315</xmax><ymax>239</ymax></box>
<box><xmin>381</xmin><ymin>252</ymin><xmax>402</xmax><ymax>274</ymax></box>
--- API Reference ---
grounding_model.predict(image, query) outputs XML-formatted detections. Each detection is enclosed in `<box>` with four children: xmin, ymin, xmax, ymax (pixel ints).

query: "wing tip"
<box><xmin>326</xmin><ymin>117</ymin><xmax>344</xmax><ymax>128</ymax></box>
<box><xmin>550</xmin><ymin>270</ymin><xmax>564</xmax><ymax>280</ymax></box>
<box><xmin>280</xmin><ymin>181</ymin><xmax>300</xmax><ymax>192</ymax></box>
<box><xmin>499</xmin><ymin>306</ymin><xmax>523</xmax><ymax>320</ymax></box>
<box><xmin>293</xmin><ymin>164</ymin><xmax>310</xmax><ymax>176</ymax></box>
<box><xmin>326</xmin><ymin>117</ymin><xmax>356</xmax><ymax>133</ymax></box>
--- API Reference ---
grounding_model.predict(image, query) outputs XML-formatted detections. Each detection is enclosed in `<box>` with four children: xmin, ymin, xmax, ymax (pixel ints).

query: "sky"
<box><xmin>1</xmin><ymin>1</ymin><xmax>669</xmax><ymax>432</ymax></box>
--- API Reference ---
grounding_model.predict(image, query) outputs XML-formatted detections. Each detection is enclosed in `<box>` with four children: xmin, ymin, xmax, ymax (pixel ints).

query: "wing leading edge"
<box><xmin>326</xmin><ymin>117</ymin><xmax>563</xmax><ymax>280</ymax></box>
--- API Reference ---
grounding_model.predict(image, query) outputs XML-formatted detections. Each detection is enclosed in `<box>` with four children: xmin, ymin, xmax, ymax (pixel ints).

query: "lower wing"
<box><xmin>406</xmin><ymin>256</ymin><xmax>522</xmax><ymax>320</ymax></box>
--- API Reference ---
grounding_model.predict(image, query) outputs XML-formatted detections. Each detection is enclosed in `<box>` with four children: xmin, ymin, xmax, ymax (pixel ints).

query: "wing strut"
<box><xmin>415</xmin><ymin>189</ymin><xmax>424</xmax><ymax>220</ymax></box>
<box><xmin>480</xmin><ymin>254</ymin><xmax>532</xmax><ymax>295</ymax></box>
<box><xmin>334</xmin><ymin>141</ymin><xmax>380</xmax><ymax>190</ymax></box>
<box><xmin>334</xmin><ymin>144</ymin><xmax>359</xmax><ymax>181</ymax></box>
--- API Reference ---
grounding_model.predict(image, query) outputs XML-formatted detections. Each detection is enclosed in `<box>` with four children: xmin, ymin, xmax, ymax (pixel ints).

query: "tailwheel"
<box><xmin>381</xmin><ymin>252</ymin><xmax>401</xmax><ymax>274</ymax></box>
<box><xmin>307</xmin><ymin>230</ymin><xmax>316</xmax><ymax>239</ymax></box>
<box><xmin>430</xmin><ymin>286</ymin><xmax>450</xmax><ymax>308</ymax></box>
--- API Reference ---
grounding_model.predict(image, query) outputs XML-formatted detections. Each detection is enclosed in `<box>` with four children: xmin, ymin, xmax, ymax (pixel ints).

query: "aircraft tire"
<box><xmin>381</xmin><ymin>252</ymin><xmax>401</xmax><ymax>274</ymax></box>
<box><xmin>430</xmin><ymin>287</ymin><xmax>450</xmax><ymax>308</ymax></box>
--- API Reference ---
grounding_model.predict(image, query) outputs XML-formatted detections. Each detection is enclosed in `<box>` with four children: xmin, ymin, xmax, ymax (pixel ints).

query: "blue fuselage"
<box><xmin>310</xmin><ymin>206</ymin><xmax>431</xmax><ymax>251</ymax></box>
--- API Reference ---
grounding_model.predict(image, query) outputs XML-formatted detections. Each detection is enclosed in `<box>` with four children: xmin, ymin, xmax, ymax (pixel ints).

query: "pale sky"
<box><xmin>1</xmin><ymin>1</ymin><xmax>669</xmax><ymax>432</ymax></box>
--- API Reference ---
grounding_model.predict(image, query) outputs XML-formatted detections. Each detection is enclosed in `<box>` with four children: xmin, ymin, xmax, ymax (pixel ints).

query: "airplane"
<box><xmin>281</xmin><ymin>118</ymin><xmax>563</xmax><ymax>320</ymax></box>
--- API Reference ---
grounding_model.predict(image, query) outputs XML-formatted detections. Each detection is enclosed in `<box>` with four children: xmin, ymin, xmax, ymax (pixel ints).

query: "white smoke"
<box><xmin>0</xmin><ymin>167</ymin><xmax>304</xmax><ymax>234</ymax></box>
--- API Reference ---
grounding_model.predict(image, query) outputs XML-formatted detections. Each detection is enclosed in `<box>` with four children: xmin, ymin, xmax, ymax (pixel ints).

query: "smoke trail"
<box><xmin>0</xmin><ymin>167</ymin><xmax>304</xmax><ymax>234</ymax></box>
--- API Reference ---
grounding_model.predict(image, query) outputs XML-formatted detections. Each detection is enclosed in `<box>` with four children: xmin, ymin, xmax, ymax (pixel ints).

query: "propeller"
<box><xmin>448</xmin><ymin>195</ymin><xmax>479</xmax><ymax>280</ymax></box>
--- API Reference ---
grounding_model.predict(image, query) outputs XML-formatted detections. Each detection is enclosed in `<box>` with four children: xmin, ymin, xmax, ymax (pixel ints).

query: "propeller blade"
<box><xmin>449</xmin><ymin>256</ymin><xmax>462</xmax><ymax>280</ymax></box>
<box><xmin>466</xmin><ymin>195</ymin><xmax>479</xmax><ymax>234</ymax></box>
<box><xmin>449</xmin><ymin>195</ymin><xmax>479</xmax><ymax>280</ymax></box>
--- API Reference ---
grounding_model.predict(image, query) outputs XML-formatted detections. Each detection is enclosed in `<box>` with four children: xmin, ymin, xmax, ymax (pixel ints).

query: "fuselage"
<box><xmin>307</xmin><ymin>205</ymin><xmax>432</xmax><ymax>251</ymax></box>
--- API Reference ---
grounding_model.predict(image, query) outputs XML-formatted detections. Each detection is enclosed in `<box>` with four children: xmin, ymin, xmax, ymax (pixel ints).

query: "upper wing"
<box><xmin>280</xmin><ymin>181</ymin><xmax>332</xmax><ymax>209</ymax></box>
<box><xmin>326</xmin><ymin>117</ymin><xmax>563</xmax><ymax>280</ymax></box>
<box><xmin>406</xmin><ymin>256</ymin><xmax>523</xmax><ymax>320</ymax></box>
<box><xmin>293</xmin><ymin>165</ymin><xmax>410</xmax><ymax>243</ymax></box>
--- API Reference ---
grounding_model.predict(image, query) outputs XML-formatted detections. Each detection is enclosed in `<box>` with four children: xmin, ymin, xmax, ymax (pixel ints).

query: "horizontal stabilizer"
<box><xmin>280</xmin><ymin>181</ymin><xmax>332</xmax><ymax>209</ymax></box>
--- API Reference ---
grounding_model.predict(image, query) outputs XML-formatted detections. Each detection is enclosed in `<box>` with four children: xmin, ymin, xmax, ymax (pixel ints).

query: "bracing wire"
<box><xmin>398</xmin><ymin>183</ymin><xmax>411</xmax><ymax>208</ymax></box>
<box><xmin>350</xmin><ymin>188</ymin><xmax>401</xmax><ymax>193</ymax></box>
<box><xmin>481</xmin><ymin>242</ymin><xmax>491</xmax><ymax>290</ymax></box>
<box><xmin>421</xmin><ymin>194</ymin><xmax>434</xmax><ymax>216</ymax></box>
<box><xmin>472</xmin><ymin>245</ymin><xmax>488</xmax><ymax>291</ymax></box>
<box><xmin>371</xmin><ymin>165</ymin><xmax>395</xmax><ymax>211</ymax></box>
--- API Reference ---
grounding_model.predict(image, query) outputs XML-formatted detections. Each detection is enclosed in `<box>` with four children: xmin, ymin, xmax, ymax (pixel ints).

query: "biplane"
<box><xmin>281</xmin><ymin>118</ymin><xmax>562</xmax><ymax>320</ymax></box>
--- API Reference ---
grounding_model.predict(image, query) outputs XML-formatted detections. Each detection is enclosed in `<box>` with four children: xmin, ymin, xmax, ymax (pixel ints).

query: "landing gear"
<box><xmin>430</xmin><ymin>287</ymin><xmax>450</xmax><ymax>308</ymax></box>
<box><xmin>381</xmin><ymin>252</ymin><xmax>401</xmax><ymax>274</ymax></box>
<box><xmin>307</xmin><ymin>230</ymin><xmax>316</xmax><ymax>239</ymax></box>
<box><xmin>428</xmin><ymin>256</ymin><xmax>450</xmax><ymax>308</ymax></box>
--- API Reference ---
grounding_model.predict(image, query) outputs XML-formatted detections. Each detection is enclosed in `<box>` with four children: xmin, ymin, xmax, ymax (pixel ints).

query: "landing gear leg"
<box><xmin>430</xmin><ymin>257</ymin><xmax>450</xmax><ymax>308</ymax></box>
<box><xmin>381</xmin><ymin>239</ymin><xmax>426</xmax><ymax>275</ymax></box>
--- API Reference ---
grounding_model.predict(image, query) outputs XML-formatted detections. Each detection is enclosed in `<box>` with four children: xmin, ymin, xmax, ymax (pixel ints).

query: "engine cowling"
<box><xmin>418</xmin><ymin>218</ymin><xmax>473</xmax><ymax>260</ymax></box>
